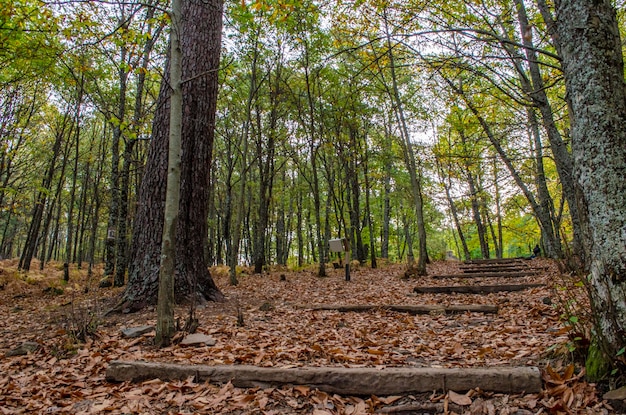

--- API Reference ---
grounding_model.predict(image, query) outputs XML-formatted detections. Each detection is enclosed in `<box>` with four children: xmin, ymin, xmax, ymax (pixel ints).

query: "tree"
<box><xmin>553</xmin><ymin>0</ymin><xmax>626</xmax><ymax>378</ymax></box>
<box><xmin>380</xmin><ymin>7</ymin><xmax>428</xmax><ymax>274</ymax></box>
<box><xmin>155</xmin><ymin>0</ymin><xmax>182</xmax><ymax>348</ymax></box>
<box><xmin>119</xmin><ymin>0</ymin><xmax>224</xmax><ymax>312</ymax></box>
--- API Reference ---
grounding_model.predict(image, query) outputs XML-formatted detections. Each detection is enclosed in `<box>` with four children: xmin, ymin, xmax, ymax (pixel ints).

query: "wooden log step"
<box><xmin>413</xmin><ymin>283</ymin><xmax>545</xmax><ymax>294</ymax></box>
<box><xmin>106</xmin><ymin>360</ymin><xmax>542</xmax><ymax>394</ymax></box>
<box><xmin>304</xmin><ymin>304</ymin><xmax>498</xmax><ymax>314</ymax></box>
<box><xmin>460</xmin><ymin>267</ymin><xmax>529</xmax><ymax>273</ymax></box>
<box><xmin>432</xmin><ymin>271</ymin><xmax>540</xmax><ymax>279</ymax></box>
<box><xmin>463</xmin><ymin>258</ymin><xmax>524</xmax><ymax>265</ymax></box>
<box><xmin>459</xmin><ymin>263</ymin><xmax>529</xmax><ymax>269</ymax></box>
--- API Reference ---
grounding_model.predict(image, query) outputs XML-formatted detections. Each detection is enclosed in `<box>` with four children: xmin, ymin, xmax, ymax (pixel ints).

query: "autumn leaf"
<box><xmin>448</xmin><ymin>390</ymin><xmax>472</xmax><ymax>406</ymax></box>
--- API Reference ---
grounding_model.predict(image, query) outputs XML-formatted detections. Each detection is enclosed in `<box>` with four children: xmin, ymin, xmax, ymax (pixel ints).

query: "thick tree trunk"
<box><xmin>555</xmin><ymin>0</ymin><xmax>626</xmax><ymax>374</ymax></box>
<box><xmin>121</xmin><ymin>0</ymin><xmax>224</xmax><ymax>312</ymax></box>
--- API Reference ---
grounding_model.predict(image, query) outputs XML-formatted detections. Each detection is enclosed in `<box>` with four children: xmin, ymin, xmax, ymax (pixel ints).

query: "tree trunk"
<box><xmin>104</xmin><ymin>42</ymin><xmax>127</xmax><ymax>282</ymax></box>
<box><xmin>19</xmin><ymin>111</ymin><xmax>70</xmax><ymax>271</ymax></box>
<box><xmin>64</xmin><ymin>79</ymin><xmax>84</xmax><ymax>281</ymax></box>
<box><xmin>296</xmin><ymin>191</ymin><xmax>304</xmax><ymax>267</ymax></box>
<box><xmin>554</xmin><ymin>0</ymin><xmax>626</xmax><ymax>375</ymax></box>
<box><xmin>462</xmin><ymin>141</ymin><xmax>490</xmax><ymax>259</ymax></box>
<box><xmin>492</xmin><ymin>158</ymin><xmax>503</xmax><ymax>258</ymax></box>
<box><xmin>156</xmin><ymin>0</ymin><xmax>182</xmax><ymax>347</ymax></box>
<box><xmin>518</xmin><ymin>0</ymin><xmax>584</xmax><ymax>265</ymax></box>
<box><xmin>363</xmin><ymin>145</ymin><xmax>377</xmax><ymax>268</ymax></box>
<box><xmin>88</xmin><ymin>132</ymin><xmax>107</xmax><ymax>277</ymax></box>
<box><xmin>383</xmin><ymin>11</ymin><xmax>427</xmax><ymax>275</ymax></box>
<box><xmin>121</xmin><ymin>0</ymin><xmax>224</xmax><ymax>312</ymax></box>
<box><xmin>252</xmin><ymin>70</ymin><xmax>278</xmax><ymax>274</ymax></box>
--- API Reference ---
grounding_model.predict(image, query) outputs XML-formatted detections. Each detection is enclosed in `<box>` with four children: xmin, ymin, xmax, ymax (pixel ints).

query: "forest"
<box><xmin>4</xmin><ymin>0</ymin><xmax>576</xmax><ymax>278</ymax></box>
<box><xmin>2</xmin><ymin>0</ymin><xmax>626</xmax><ymax>411</ymax></box>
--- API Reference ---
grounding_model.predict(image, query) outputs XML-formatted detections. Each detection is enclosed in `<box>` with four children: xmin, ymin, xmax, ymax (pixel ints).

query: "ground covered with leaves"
<box><xmin>0</xmin><ymin>258</ymin><xmax>615</xmax><ymax>414</ymax></box>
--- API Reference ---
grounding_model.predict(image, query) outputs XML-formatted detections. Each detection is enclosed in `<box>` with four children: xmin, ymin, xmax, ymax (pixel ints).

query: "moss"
<box><xmin>586</xmin><ymin>340</ymin><xmax>611</xmax><ymax>382</ymax></box>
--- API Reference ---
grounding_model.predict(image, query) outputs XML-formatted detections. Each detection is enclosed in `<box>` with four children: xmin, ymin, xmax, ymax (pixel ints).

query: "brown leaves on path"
<box><xmin>0</xmin><ymin>258</ymin><xmax>611</xmax><ymax>413</ymax></box>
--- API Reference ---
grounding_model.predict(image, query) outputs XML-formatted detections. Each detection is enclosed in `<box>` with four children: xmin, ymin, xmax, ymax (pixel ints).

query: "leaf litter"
<box><xmin>0</xmin><ymin>258</ymin><xmax>612</xmax><ymax>414</ymax></box>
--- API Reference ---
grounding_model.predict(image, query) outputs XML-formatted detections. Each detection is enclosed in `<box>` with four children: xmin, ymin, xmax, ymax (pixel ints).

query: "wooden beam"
<box><xmin>431</xmin><ymin>271</ymin><xmax>540</xmax><ymax>279</ymax></box>
<box><xmin>460</xmin><ymin>266</ymin><xmax>529</xmax><ymax>273</ymax></box>
<box><xmin>303</xmin><ymin>304</ymin><xmax>498</xmax><ymax>314</ymax></box>
<box><xmin>463</xmin><ymin>258</ymin><xmax>525</xmax><ymax>265</ymax></box>
<box><xmin>413</xmin><ymin>283</ymin><xmax>545</xmax><ymax>294</ymax></box>
<box><xmin>106</xmin><ymin>360</ymin><xmax>542</xmax><ymax>394</ymax></box>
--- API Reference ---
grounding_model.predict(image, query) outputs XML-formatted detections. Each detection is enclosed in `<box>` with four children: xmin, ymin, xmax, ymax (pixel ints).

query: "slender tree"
<box><xmin>156</xmin><ymin>0</ymin><xmax>182</xmax><ymax>348</ymax></box>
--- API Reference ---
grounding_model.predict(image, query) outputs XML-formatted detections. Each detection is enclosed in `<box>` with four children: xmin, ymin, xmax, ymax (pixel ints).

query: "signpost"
<box><xmin>329</xmin><ymin>238</ymin><xmax>351</xmax><ymax>281</ymax></box>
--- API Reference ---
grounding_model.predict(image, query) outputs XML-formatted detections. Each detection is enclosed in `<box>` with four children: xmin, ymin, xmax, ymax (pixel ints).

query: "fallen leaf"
<box><xmin>449</xmin><ymin>390</ymin><xmax>472</xmax><ymax>406</ymax></box>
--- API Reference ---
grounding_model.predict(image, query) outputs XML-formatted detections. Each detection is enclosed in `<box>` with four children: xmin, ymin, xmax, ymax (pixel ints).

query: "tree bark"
<box><xmin>120</xmin><ymin>0</ymin><xmax>224</xmax><ymax>312</ymax></box>
<box><xmin>554</xmin><ymin>0</ymin><xmax>626</xmax><ymax>373</ymax></box>
<box><xmin>156</xmin><ymin>0</ymin><xmax>182</xmax><ymax>348</ymax></box>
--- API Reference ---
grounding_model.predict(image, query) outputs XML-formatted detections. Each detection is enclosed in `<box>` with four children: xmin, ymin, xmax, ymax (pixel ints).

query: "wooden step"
<box><xmin>432</xmin><ymin>271</ymin><xmax>540</xmax><ymax>279</ymax></box>
<box><xmin>106</xmin><ymin>360</ymin><xmax>542</xmax><ymax>394</ymax></box>
<box><xmin>303</xmin><ymin>304</ymin><xmax>498</xmax><ymax>314</ymax></box>
<box><xmin>460</xmin><ymin>267</ymin><xmax>529</xmax><ymax>273</ymax></box>
<box><xmin>463</xmin><ymin>258</ymin><xmax>525</xmax><ymax>265</ymax></box>
<box><xmin>413</xmin><ymin>283</ymin><xmax>545</xmax><ymax>294</ymax></box>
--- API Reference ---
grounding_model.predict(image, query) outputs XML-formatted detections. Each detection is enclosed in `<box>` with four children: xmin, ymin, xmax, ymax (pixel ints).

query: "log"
<box><xmin>106</xmin><ymin>360</ymin><xmax>542</xmax><ymax>394</ymax></box>
<box><xmin>304</xmin><ymin>304</ymin><xmax>498</xmax><ymax>314</ymax></box>
<box><xmin>460</xmin><ymin>266</ymin><xmax>529</xmax><ymax>273</ymax></box>
<box><xmin>459</xmin><ymin>264</ymin><xmax>547</xmax><ymax>272</ymax></box>
<box><xmin>413</xmin><ymin>283</ymin><xmax>545</xmax><ymax>294</ymax></box>
<box><xmin>460</xmin><ymin>263</ymin><xmax>526</xmax><ymax>269</ymax></box>
<box><xmin>380</xmin><ymin>402</ymin><xmax>464</xmax><ymax>414</ymax></box>
<box><xmin>463</xmin><ymin>258</ymin><xmax>524</xmax><ymax>265</ymax></box>
<box><xmin>431</xmin><ymin>271</ymin><xmax>540</xmax><ymax>279</ymax></box>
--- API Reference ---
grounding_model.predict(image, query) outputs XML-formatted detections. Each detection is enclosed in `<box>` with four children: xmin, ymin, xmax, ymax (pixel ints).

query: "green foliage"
<box><xmin>0</xmin><ymin>0</ymin><xmax>61</xmax><ymax>84</ymax></box>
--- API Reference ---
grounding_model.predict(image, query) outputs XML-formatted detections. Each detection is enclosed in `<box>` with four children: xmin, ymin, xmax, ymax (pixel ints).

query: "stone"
<box><xmin>121</xmin><ymin>325</ymin><xmax>154</xmax><ymax>338</ymax></box>
<box><xmin>6</xmin><ymin>341</ymin><xmax>40</xmax><ymax>356</ymax></box>
<box><xmin>180</xmin><ymin>333</ymin><xmax>216</xmax><ymax>346</ymax></box>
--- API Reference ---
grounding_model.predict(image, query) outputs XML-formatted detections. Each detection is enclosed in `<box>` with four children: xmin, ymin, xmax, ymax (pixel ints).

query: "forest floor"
<box><xmin>0</xmin><ymin>257</ymin><xmax>616</xmax><ymax>414</ymax></box>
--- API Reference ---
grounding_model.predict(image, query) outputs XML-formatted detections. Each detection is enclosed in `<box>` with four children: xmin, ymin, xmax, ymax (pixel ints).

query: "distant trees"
<box><xmin>2</xmin><ymin>0</ymin><xmax>624</xmax><ymax>342</ymax></box>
